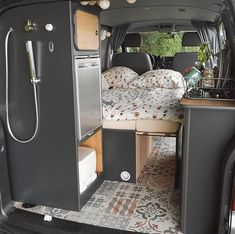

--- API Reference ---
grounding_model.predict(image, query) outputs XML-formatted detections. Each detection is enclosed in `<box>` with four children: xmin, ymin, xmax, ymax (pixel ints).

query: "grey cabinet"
<box><xmin>180</xmin><ymin>99</ymin><xmax>235</xmax><ymax>234</ymax></box>
<box><xmin>75</xmin><ymin>10</ymin><xmax>99</xmax><ymax>51</ymax></box>
<box><xmin>103</xmin><ymin>129</ymin><xmax>137</xmax><ymax>183</ymax></box>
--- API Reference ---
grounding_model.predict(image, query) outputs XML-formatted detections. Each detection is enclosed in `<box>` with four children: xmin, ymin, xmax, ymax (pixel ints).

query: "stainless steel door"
<box><xmin>75</xmin><ymin>58</ymin><xmax>102</xmax><ymax>141</ymax></box>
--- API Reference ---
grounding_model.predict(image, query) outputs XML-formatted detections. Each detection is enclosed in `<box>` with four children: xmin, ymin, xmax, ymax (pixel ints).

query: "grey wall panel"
<box><xmin>181</xmin><ymin>108</ymin><xmax>235</xmax><ymax>234</ymax></box>
<box><xmin>0</xmin><ymin>120</ymin><xmax>13</xmax><ymax>215</ymax></box>
<box><xmin>0</xmin><ymin>2</ymin><xmax>80</xmax><ymax>211</ymax></box>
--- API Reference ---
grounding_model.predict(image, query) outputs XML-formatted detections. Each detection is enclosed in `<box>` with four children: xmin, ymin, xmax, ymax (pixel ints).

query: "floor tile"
<box><xmin>14</xmin><ymin>137</ymin><xmax>182</xmax><ymax>233</ymax></box>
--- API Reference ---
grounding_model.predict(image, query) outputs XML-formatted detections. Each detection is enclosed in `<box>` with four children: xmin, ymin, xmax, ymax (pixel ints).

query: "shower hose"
<box><xmin>5</xmin><ymin>28</ymin><xmax>39</xmax><ymax>143</ymax></box>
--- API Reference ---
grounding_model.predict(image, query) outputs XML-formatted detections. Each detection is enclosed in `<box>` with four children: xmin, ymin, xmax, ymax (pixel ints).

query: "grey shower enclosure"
<box><xmin>0</xmin><ymin>1</ymin><xmax>101</xmax><ymax>211</ymax></box>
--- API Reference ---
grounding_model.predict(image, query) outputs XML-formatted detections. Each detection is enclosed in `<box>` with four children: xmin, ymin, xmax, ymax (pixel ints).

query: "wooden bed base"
<box><xmin>103</xmin><ymin>119</ymin><xmax>181</xmax><ymax>183</ymax></box>
<box><xmin>136</xmin><ymin>135</ymin><xmax>153</xmax><ymax>179</ymax></box>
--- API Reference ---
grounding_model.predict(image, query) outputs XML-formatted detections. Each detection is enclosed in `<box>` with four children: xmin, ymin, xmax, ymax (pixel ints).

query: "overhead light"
<box><xmin>80</xmin><ymin>1</ymin><xmax>89</xmax><ymax>5</ymax></box>
<box><xmin>127</xmin><ymin>0</ymin><xmax>137</xmax><ymax>3</ymax></box>
<box><xmin>80</xmin><ymin>0</ymin><xmax>97</xmax><ymax>6</ymax></box>
<box><xmin>88</xmin><ymin>1</ymin><xmax>97</xmax><ymax>5</ymax></box>
<box><xmin>106</xmin><ymin>32</ymin><xmax>112</xmax><ymax>37</ymax></box>
<box><xmin>80</xmin><ymin>0</ymin><xmax>137</xmax><ymax>9</ymax></box>
<box><xmin>97</xmin><ymin>0</ymin><xmax>110</xmax><ymax>10</ymax></box>
<box><xmin>100</xmin><ymin>29</ymin><xmax>112</xmax><ymax>40</ymax></box>
<box><xmin>80</xmin><ymin>0</ymin><xmax>110</xmax><ymax>9</ymax></box>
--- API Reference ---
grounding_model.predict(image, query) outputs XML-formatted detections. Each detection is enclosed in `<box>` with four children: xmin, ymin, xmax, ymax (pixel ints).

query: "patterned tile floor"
<box><xmin>15</xmin><ymin>137</ymin><xmax>182</xmax><ymax>234</ymax></box>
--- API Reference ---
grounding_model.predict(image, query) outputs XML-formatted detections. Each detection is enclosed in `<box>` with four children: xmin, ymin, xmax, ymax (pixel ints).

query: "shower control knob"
<box><xmin>24</xmin><ymin>19</ymin><xmax>34</xmax><ymax>32</ymax></box>
<box><xmin>45</xmin><ymin>24</ymin><xmax>54</xmax><ymax>32</ymax></box>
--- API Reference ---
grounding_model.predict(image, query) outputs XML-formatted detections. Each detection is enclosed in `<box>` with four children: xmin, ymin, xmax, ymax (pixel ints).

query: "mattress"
<box><xmin>102</xmin><ymin>87</ymin><xmax>184</xmax><ymax>122</ymax></box>
<box><xmin>103</xmin><ymin>119</ymin><xmax>180</xmax><ymax>133</ymax></box>
<box><xmin>78</xmin><ymin>146</ymin><xmax>97</xmax><ymax>194</ymax></box>
<box><xmin>103</xmin><ymin>120</ymin><xmax>136</xmax><ymax>130</ymax></box>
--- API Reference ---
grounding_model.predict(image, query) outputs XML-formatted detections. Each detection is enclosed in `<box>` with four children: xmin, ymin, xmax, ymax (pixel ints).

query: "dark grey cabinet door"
<box><xmin>181</xmin><ymin>108</ymin><xmax>235</xmax><ymax>234</ymax></box>
<box><xmin>103</xmin><ymin>129</ymin><xmax>136</xmax><ymax>183</ymax></box>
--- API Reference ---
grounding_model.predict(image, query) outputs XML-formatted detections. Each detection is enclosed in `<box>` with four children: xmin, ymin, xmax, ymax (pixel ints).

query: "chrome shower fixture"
<box><xmin>26</xmin><ymin>41</ymin><xmax>41</xmax><ymax>84</ymax></box>
<box><xmin>24</xmin><ymin>19</ymin><xmax>35</xmax><ymax>32</ymax></box>
<box><xmin>5</xmin><ymin>28</ymin><xmax>40</xmax><ymax>143</ymax></box>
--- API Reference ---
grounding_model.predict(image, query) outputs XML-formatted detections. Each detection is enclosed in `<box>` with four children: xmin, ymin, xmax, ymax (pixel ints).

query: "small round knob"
<box><xmin>120</xmin><ymin>171</ymin><xmax>131</xmax><ymax>181</ymax></box>
<box><xmin>45</xmin><ymin>24</ymin><xmax>54</xmax><ymax>32</ymax></box>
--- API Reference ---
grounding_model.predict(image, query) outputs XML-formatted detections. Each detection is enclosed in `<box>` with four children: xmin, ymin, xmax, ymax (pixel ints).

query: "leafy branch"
<box><xmin>198</xmin><ymin>43</ymin><xmax>212</xmax><ymax>64</ymax></box>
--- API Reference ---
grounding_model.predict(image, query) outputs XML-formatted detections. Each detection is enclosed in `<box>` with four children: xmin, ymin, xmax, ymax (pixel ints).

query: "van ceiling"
<box><xmin>100</xmin><ymin>0</ymin><xmax>223</xmax><ymax>27</ymax></box>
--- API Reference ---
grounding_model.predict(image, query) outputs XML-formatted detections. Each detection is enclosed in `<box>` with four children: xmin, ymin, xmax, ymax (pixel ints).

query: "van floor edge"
<box><xmin>14</xmin><ymin>137</ymin><xmax>182</xmax><ymax>234</ymax></box>
<box><xmin>5</xmin><ymin>209</ymin><xmax>133</xmax><ymax>234</ymax></box>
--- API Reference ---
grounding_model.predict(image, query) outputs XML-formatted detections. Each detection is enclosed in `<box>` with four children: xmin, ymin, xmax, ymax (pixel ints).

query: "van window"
<box><xmin>127</xmin><ymin>32</ymin><xmax>198</xmax><ymax>57</ymax></box>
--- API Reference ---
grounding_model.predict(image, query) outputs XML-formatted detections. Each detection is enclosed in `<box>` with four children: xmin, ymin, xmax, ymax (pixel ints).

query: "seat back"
<box><xmin>113</xmin><ymin>33</ymin><xmax>153</xmax><ymax>75</ymax></box>
<box><xmin>114</xmin><ymin>52</ymin><xmax>152</xmax><ymax>75</ymax></box>
<box><xmin>172</xmin><ymin>52</ymin><xmax>199</xmax><ymax>75</ymax></box>
<box><xmin>172</xmin><ymin>32</ymin><xmax>201</xmax><ymax>75</ymax></box>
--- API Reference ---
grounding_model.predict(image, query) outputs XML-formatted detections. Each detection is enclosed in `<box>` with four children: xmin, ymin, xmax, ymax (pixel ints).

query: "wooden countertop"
<box><xmin>180</xmin><ymin>97</ymin><xmax>235</xmax><ymax>108</ymax></box>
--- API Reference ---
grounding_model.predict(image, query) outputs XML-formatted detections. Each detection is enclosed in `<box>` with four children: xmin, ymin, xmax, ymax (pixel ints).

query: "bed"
<box><xmin>103</xmin><ymin>87</ymin><xmax>184</xmax><ymax>122</ymax></box>
<box><xmin>101</xmin><ymin>67</ymin><xmax>185</xmax><ymax>181</ymax></box>
<box><xmin>102</xmin><ymin>67</ymin><xmax>185</xmax><ymax>134</ymax></box>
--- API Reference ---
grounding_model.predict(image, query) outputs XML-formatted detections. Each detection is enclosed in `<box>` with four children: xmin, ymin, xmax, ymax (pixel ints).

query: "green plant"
<box><xmin>198</xmin><ymin>43</ymin><xmax>212</xmax><ymax>64</ymax></box>
<box><xmin>137</xmin><ymin>32</ymin><xmax>198</xmax><ymax>57</ymax></box>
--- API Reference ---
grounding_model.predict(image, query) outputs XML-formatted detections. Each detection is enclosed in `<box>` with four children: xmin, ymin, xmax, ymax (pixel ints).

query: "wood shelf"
<box><xmin>81</xmin><ymin>129</ymin><xmax>103</xmax><ymax>174</ymax></box>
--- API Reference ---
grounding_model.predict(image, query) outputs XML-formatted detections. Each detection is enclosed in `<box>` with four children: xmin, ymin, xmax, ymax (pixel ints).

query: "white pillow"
<box><xmin>130</xmin><ymin>69</ymin><xmax>185</xmax><ymax>89</ymax></box>
<box><xmin>102</xmin><ymin>66</ymin><xmax>138</xmax><ymax>89</ymax></box>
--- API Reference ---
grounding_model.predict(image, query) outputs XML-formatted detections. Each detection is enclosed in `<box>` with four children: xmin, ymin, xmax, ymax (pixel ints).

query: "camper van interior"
<box><xmin>0</xmin><ymin>0</ymin><xmax>235</xmax><ymax>234</ymax></box>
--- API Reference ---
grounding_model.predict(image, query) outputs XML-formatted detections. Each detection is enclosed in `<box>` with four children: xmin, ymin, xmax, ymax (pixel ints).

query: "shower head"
<box><xmin>26</xmin><ymin>41</ymin><xmax>37</xmax><ymax>82</ymax></box>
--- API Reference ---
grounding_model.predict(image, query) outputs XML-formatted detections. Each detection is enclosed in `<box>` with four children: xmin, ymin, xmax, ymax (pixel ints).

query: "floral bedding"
<box><xmin>102</xmin><ymin>88</ymin><xmax>184</xmax><ymax>122</ymax></box>
<box><xmin>102</xmin><ymin>66</ymin><xmax>138</xmax><ymax>89</ymax></box>
<box><xmin>129</xmin><ymin>69</ymin><xmax>185</xmax><ymax>89</ymax></box>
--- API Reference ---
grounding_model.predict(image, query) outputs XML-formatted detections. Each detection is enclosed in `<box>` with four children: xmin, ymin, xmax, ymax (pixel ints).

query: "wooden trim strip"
<box><xmin>136</xmin><ymin>131</ymin><xmax>177</xmax><ymax>137</ymax></box>
<box><xmin>180</xmin><ymin>97</ymin><xmax>235</xmax><ymax>108</ymax></box>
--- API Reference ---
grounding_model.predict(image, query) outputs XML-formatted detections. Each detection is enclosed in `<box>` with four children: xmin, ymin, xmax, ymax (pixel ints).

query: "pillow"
<box><xmin>130</xmin><ymin>69</ymin><xmax>185</xmax><ymax>89</ymax></box>
<box><xmin>102</xmin><ymin>66</ymin><xmax>138</xmax><ymax>89</ymax></box>
<box><xmin>101</xmin><ymin>75</ymin><xmax>110</xmax><ymax>91</ymax></box>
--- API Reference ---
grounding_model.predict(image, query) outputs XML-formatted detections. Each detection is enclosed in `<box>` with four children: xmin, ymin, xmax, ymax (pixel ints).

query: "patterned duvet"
<box><xmin>102</xmin><ymin>88</ymin><xmax>184</xmax><ymax>122</ymax></box>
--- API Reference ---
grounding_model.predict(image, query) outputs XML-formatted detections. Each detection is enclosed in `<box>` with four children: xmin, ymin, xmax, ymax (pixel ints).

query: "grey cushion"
<box><xmin>114</xmin><ymin>52</ymin><xmax>153</xmax><ymax>75</ymax></box>
<box><xmin>182</xmin><ymin>32</ymin><xmax>201</xmax><ymax>47</ymax></box>
<box><xmin>123</xmin><ymin>33</ymin><xmax>142</xmax><ymax>48</ymax></box>
<box><xmin>172</xmin><ymin>52</ymin><xmax>198</xmax><ymax>75</ymax></box>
